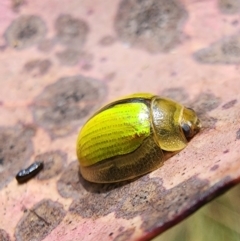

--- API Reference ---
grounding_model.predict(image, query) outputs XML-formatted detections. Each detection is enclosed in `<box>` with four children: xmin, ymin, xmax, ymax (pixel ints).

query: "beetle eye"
<box><xmin>181</xmin><ymin>123</ymin><xmax>191</xmax><ymax>139</ymax></box>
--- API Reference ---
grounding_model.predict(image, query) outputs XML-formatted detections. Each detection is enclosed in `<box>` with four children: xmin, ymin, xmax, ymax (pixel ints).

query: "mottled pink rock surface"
<box><xmin>0</xmin><ymin>0</ymin><xmax>240</xmax><ymax>240</ymax></box>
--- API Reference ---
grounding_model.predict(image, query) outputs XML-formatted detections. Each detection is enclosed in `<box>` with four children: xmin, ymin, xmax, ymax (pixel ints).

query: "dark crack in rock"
<box><xmin>222</xmin><ymin>99</ymin><xmax>237</xmax><ymax>109</ymax></box>
<box><xmin>113</xmin><ymin>228</ymin><xmax>135</xmax><ymax>241</ymax></box>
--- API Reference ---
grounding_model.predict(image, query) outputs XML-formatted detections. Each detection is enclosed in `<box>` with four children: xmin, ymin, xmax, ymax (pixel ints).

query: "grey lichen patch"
<box><xmin>57</xmin><ymin>162</ymin><xmax>88</xmax><ymax>199</ymax></box>
<box><xmin>192</xmin><ymin>92</ymin><xmax>221</xmax><ymax>129</ymax></box>
<box><xmin>114</xmin><ymin>0</ymin><xmax>188</xmax><ymax>53</ymax></box>
<box><xmin>115</xmin><ymin>176</ymin><xmax>164</xmax><ymax>220</ymax></box>
<box><xmin>65</xmin><ymin>174</ymin><xmax>165</xmax><ymax>220</ymax></box>
<box><xmin>70</xmin><ymin>177</ymin><xmax>140</xmax><ymax>218</ymax></box>
<box><xmin>4</xmin><ymin>15</ymin><xmax>47</xmax><ymax>50</ymax></box>
<box><xmin>11</xmin><ymin>0</ymin><xmax>25</xmax><ymax>12</ymax></box>
<box><xmin>55</xmin><ymin>14</ymin><xmax>89</xmax><ymax>50</ymax></box>
<box><xmin>56</xmin><ymin>49</ymin><xmax>80</xmax><ymax>66</ymax></box>
<box><xmin>160</xmin><ymin>87</ymin><xmax>189</xmax><ymax>104</ymax></box>
<box><xmin>58</xmin><ymin>163</ymin><xmax>234</xmax><ymax>236</ymax></box>
<box><xmin>113</xmin><ymin>228</ymin><xmax>135</xmax><ymax>241</ymax></box>
<box><xmin>69</xmin><ymin>190</ymin><xmax>122</xmax><ymax>218</ymax></box>
<box><xmin>23</xmin><ymin>59</ymin><xmax>52</xmax><ymax>76</ymax></box>
<box><xmin>194</xmin><ymin>34</ymin><xmax>240</xmax><ymax>64</ymax></box>
<box><xmin>99</xmin><ymin>35</ymin><xmax>116</xmax><ymax>46</ymax></box>
<box><xmin>15</xmin><ymin>199</ymin><xmax>66</xmax><ymax>241</ymax></box>
<box><xmin>236</xmin><ymin>129</ymin><xmax>240</xmax><ymax>139</ymax></box>
<box><xmin>38</xmin><ymin>39</ymin><xmax>55</xmax><ymax>52</ymax></box>
<box><xmin>58</xmin><ymin>161</ymin><xmax>133</xmax><ymax>217</ymax></box>
<box><xmin>0</xmin><ymin>125</ymin><xmax>35</xmax><ymax>189</ymax></box>
<box><xmin>193</xmin><ymin>92</ymin><xmax>221</xmax><ymax>114</ymax></box>
<box><xmin>201</xmin><ymin>116</ymin><xmax>218</xmax><ymax>130</ymax></box>
<box><xmin>0</xmin><ymin>229</ymin><xmax>10</xmax><ymax>241</ymax></box>
<box><xmin>66</xmin><ymin>172</ymin><xmax>210</xmax><ymax>233</ymax></box>
<box><xmin>35</xmin><ymin>151</ymin><xmax>66</xmax><ymax>180</ymax></box>
<box><xmin>222</xmin><ymin>99</ymin><xmax>237</xmax><ymax>109</ymax></box>
<box><xmin>68</xmin><ymin>176</ymin><xmax>136</xmax><ymax>218</ymax></box>
<box><xmin>31</xmin><ymin>75</ymin><xmax>106</xmax><ymax>138</ymax></box>
<box><xmin>218</xmin><ymin>0</ymin><xmax>240</xmax><ymax>14</ymax></box>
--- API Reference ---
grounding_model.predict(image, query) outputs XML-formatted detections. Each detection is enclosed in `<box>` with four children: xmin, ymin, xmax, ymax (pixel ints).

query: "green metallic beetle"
<box><xmin>76</xmin><ymin>93</ymin><xmax>201</xmax><ymax>183</ymax></box>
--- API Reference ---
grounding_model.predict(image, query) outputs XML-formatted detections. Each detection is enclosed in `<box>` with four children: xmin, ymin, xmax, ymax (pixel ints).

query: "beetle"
<box><xmin>76</xmin><ymin>93</ymin><xmax>201</xmax><ymax>183</ymax></box>
<box><xmin>16</xmin><ymin>161</ymin><xmax>44</xmax><ymax>184</ymax></box>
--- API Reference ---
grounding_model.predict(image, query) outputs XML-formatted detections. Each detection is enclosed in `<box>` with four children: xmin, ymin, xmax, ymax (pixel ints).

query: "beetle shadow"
<box><xmin>77</xmin><ymin>169</ymin><xmax>141</xmax><ymax>194</ymax></box>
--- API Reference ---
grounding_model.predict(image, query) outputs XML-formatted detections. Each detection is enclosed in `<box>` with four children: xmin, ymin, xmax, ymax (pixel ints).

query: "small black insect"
<box><xmin>16</xmin><ymin>161</ymin><xmax>44</xmax><ymax>184</ymax></box>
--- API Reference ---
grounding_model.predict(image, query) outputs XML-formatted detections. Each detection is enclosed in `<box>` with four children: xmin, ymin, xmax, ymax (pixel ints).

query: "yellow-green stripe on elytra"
<box><xmin>76</xmin><ymin>93</ymin><xmax>201</xmax><ymax>183</ymax></box>
<box><xmin>77</xmin><ymin>102</ymin><xmax>150</xmax><ymax>166</ymax></box>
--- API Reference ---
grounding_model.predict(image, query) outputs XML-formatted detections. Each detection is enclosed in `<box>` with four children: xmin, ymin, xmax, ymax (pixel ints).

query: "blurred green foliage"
<box><xmin>154</xmin><ymin>184</ymin><xmax>240</xmax><ymax>241</ymax></box>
